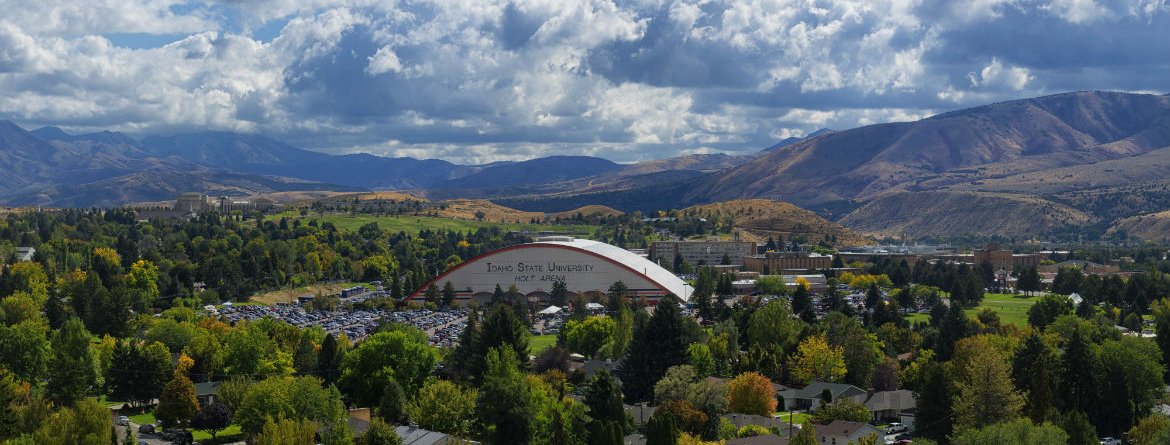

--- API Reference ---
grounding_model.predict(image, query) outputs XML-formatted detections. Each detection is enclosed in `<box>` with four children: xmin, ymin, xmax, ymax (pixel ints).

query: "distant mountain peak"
<box><xmin>760</xmin><ymin>128</ymin><xmax>834</xmax><ymax>152</ymax></box>
<box><xmin>31</xmin><ymin>126</ymin><xmax>73</xmax><ymax>141</ymax></box>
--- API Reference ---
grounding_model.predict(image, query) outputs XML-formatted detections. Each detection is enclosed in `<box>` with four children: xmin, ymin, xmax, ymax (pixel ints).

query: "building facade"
<box><xmin>410</xmin><ymin>237</ymin><xmax>692</xmax><ymax>304</ymax></box>
<box><xmin>742</xmin><ymin>251</ymin><xmax>832</xmax><ymax>273</ymax></box>
<box><xmin>649</xmin><ymin>240</ymin><xmax>755</xmax><ymax>267</ymax></box>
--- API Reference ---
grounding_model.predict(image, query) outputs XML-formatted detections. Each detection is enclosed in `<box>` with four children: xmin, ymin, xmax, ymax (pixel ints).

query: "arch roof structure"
<box><xmin>409</xmin><ymin>237</ymin><xmax>692</xmax><ymax>302</ymax></box>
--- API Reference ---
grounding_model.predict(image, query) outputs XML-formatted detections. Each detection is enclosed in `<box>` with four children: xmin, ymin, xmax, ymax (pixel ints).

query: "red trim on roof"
<box><xmin>407</xmin><ymin>242</ymin><xmax>679</xmax><ymax>301</ymax></box>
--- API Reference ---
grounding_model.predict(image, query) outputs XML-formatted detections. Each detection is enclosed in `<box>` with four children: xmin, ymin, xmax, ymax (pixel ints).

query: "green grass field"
<box><xmin>190</xmin><ymin>424</ymin><xmax>242</xmax><ymax>442</ymax></box>
<box><xmin>272</xmin><ymin>213</ymin><xmax>598</xmax><ymax>236</ymax></box>
<box><xmin>773</xmin><ymin>411</ymin><xmax>812</xmax><ymax>424</ymax></box>
<box><xmin>530</xmin><ymin>334</ymin><xmax>557</xmax><ymax>354</ymax></box>
<box><xmin>904</xmin><ymin>292</ymin><xmax>1040</xmax><ymax>327</ymax></box>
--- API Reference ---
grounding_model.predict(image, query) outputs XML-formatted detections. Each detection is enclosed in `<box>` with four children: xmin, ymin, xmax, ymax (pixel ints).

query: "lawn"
<box><xmin>279</xmin><ymin>213</ymin><xmax>598</xmax><ymax>236</ymax></box>
<box><xmin>530</xmin><ymin>334</ymin><xmax>557</xmax><ymax>354</ymax></box>
<box><xmin>126</xmin><ymin>409</ymin><xmax>157</xmax><ymax>426</ymax></box>
<box><xmin>773</xmin><ymin>411</ymin><xmax>812</xmax><ymax>425</ymax></box>
<box><xmin>190</xmin><ymin>424</ymin><xmax>243</xmax><ymax>442</ymax></box>
<box><xmin>903</xmin><ymin>292</ymin><xmax>1040</xmax><ymax>328</ymax></box>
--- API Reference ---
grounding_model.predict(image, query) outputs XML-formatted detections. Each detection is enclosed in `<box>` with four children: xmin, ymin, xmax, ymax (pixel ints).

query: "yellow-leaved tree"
<box><xmin>789</xmin><ymin>334</ymin><xmax>847</xmax><ymax>385</ymax></box>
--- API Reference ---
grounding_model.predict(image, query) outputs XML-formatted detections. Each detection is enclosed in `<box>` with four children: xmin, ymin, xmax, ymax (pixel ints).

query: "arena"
<box><xmin>408</xmin><ymin>237</ymin><xmax>692</xmax><ymax>304</ymax></box>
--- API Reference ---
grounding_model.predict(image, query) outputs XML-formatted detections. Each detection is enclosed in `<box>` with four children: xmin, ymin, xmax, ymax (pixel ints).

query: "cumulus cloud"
<box><xmin>0</xmin><ymin>0</ymin><xmax>1165</xmax><ymax>163</ymax></box>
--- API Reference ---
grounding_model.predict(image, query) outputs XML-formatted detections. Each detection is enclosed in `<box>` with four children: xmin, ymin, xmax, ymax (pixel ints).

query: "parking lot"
<box><xmin>217</xmin><ymin>305</ymin><xmax>468</xmax><ymax>346</ymax></box>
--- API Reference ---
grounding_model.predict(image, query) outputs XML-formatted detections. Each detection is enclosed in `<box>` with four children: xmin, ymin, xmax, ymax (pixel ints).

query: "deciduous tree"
<box><xmin>789</xmin><ymin>334</ymin><xmax>846</xmax><ymax>385</ymax></box>
<box><xmin>406</xmin><ymin>380</ymin><xmax>477</xmax><ymax>436</ymax></box>
<box><xmin>727</xmin><ymin>372</ymin><xmax>777</xmax><ymax>416</ymax></box>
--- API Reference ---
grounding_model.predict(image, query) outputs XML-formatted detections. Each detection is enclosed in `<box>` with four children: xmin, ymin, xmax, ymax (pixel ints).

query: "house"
<box><xmin>395</xmin><ymin>426</ymin><xmax>470</xmax><ymax>445</ymax></box>
<box><xmin>862</xmin><ymin>390</ymin><xmax>916</xmax><ymax>423</ymax></box>
<box><xmin>193</xmin><ymin>381</ymin><xmax>220</xmax><ymax>407</ymax></box>
<box><xmin>815</xmin><ymin>420</ymin><xmax>881</xmax><ymax>445</ymax></box>
<box><xmin>776</xmin><ymin>382</ymin><xmax>867</xmax><ymax>412</ymax></box>
<box><xmin>722</xmin><ymin>413</ymin><xmax>785</xmax><ymax>431</ymax></box>
<box><xmin>14</xmin><ymin>247</ymin><xmax>35</xmax><ymax>262</ymax></box>
<box><xmin>726</xmin><ymin>435</ymin><xmax>790</xmax><ymax>445</ymax></box>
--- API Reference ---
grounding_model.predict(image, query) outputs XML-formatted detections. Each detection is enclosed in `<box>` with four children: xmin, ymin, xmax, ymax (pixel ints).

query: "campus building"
<box><xmin>648</xmin><ymin>240</ymin><xmax>755</xmax><ymax>267</ymax></box>
<box><xmin>741</xmin><ymin>251</ymin><xmax>832</xmax><ymax>273</ymax></box>
<box><xmin>409</xmin><ymin>237</ymin><xmax>692</xmax><ymax>304</ymax></box>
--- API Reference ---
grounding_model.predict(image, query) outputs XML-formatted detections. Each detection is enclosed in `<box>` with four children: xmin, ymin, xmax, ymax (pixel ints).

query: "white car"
<box><xmin>1099</xmin><ymin>438</ymin><xmax>1121</xmax><ymax>445</ymax></box>
<box><xmin>884</xmin><ymin>422</ymin><xmax>907</xmax><ymax>434</ymax></box>
<box><xmin>115</xmin><ymin>416</ymin><xmax>129</xmax><ymax>426</ymax></box>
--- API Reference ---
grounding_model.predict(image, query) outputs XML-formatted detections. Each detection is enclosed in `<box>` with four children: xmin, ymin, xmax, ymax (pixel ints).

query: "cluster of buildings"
<box><xmin>175</xmin><ymin>192</ymin><xmax>284</xmax><ymax>214</ymax></box>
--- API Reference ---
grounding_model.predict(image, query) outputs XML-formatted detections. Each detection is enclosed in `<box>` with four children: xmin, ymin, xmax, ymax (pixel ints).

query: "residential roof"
<box><xmin>193</xmin><ymin>381</ymin><xmax>220</xmax><ymax>397</ymax></box>
<box><xmin>863</xmin><ymin>390</ymin><xmax>917</xmax><ymax>412</ymax></box>
<box><xmin>777</xmin><ymin>382</ymin><xmax>866</xmax><ymax>400</ymax></box>
<box><xmin>726</xmin><ymin>435</ymin><xmax>790</xmax><ymax>445</ymax></box>
<box><xmin>816</xmin><ymin>420</ymin><xmax>881</xmax><ymax>442</ymax></box>
<box><xmin>395</xmin><ymin>426</ymin><xmax>454</xmax><ymax>445</ymax></box>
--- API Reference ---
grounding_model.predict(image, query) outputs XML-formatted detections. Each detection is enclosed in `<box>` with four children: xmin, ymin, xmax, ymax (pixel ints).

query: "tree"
<box><xmin>190</xmin><ymin>403</ymin><xmax>233</xmax><ymax>440</ymax></box>
<box><xmin>821</xmin><ymin>312</ymin><xmax>883</xmax><ymax>389</ymax></box>
<box><xmin>791</xmin><ymin>282</ymin><xmax>815</xmax><ymax>324</ymax></box>
<box><xmin>870</xmin><ymin>357</ymin><xmax>900</xmax><ymax>392</ymax></box>
<box><xmin>603</xmin><ymin>306</ymin><xmax>634</xmax><ymax>360</ymax></box>
<box><xmin>424</xmin><ymin>283</ymin><xmax>440</xmax><ymax>306</ymax></box>
<box><xmin>1058</xmin><ymin>328</ymin><xmax>1099</xmax><ymax>421</ymax></box>
<box><xmin>915</xmin><ymin>362</ymin><xmax>955</xmax><ymax>442</ymax></box>
<box><xmin>655</xmin><ymin>399</ymin><xmax>708</xmax><ymax>436</ymax></box>
<box><xmin>0</xmin><ymin>319</ymin><xmax>50</xmax><ymax>384</ymax></box>
<box><xmin>256</xmin><ymin>416</ymin><xmax>318</xmax><ymax>445</ymax></box>
<box><xmin>356</xmin><ymin>417</ymin><xmax>404</xmax><ymax>445</ymax></box>
<box><xmin>441</xmin><ymin>281</ymin><xmax>457</xmax><ymax>307</ymax></box>
<box><xmin>1027</xmin><ymin>356</ymin><xmax>1053</xmax><ymax>424</ymax></box>
<box><xmin>339</xmin><ymin>329</ymin><xmax>437</xmax><ymax>407</ymax></box>
<box><xmin>950</xmin><ymin>419</ymin><xmax>1067</xmax><ymax>445</ymax></box>
<box><xmin>654</xmin><ymin>365</ymin><xmax>697</xmax><ymax>405</ymax></box>
<box><xmin>1154</xmin><ymin>298</ymin><xmax>1170</xmax><ymax>381</ymax></box>
<box><xmin>157</xmin><ymin>372</ymin><xmax>200</xmax><ymax>427</ymax></box>
<box><xmin>378</xmin><ymin>379</ymin><xmax>408</xmax><ymax>425</ymax></box>
<box><xmin>407</xmin><ymin>380</ymin><xmax>477</xmax><ymax>436</ymax></box>
<box><xmin>790</xmin><ymin>420</ymin><xmax>816</xmax><ymax>445</ymax></box>
<box><xmin>235</xmin><ymin>376</ymin><xmax>347</xmax><ymax>437</ymax></box>
<box><xmin>30</xmin><ymin>398</ymin><xmax>113</xmax><ymax>445</ymax></box>
<box><xmin>1026</xmin><ymin>294</ymin><xmax>1073</xmax><ymax>330</ymax></box>
<box><xmin>951</xmin><ymin>340</ymin><xmax>1023</xmax><ymax>430</ymax></box>
<box><xmin>0</xmin><ymin>369</ymin><xmax>21</xmax><ymax>441</ymax></box>
<box><xmin>746</xmin><ymin>299</ymin><xmax>800</xmax><ymax>353</ymax></box>
<box><xmin>476</xmin><ymin>305</ymin><xmax>529</xmax><ymax>377</ymax></box>
<box><xmin>476</xmin><ymin>347</ymin><xmax>539</xmax><ymax>445</ymax></box>
<box><xmin>789</xmin><ymin>334</ymin><xmax>846</xmax><ymax>385</ymax></box>
<box><xmin>645</xmin><ymin>411</ymin><xmax>679</xmax><ymax>445</ymax></box>
<box><xmin>727</xmin><ymin>372</ymin><xmax>777</xmax><ymax>416</ymax></box>
<box><xmin>687</xmin><ymin>344</ymin><xmax>716</xmax><ymax>379</ymax></box>
<box><xmin>813</xmin><ymin>396</ymin><xmax>870</xmax><ymax>424</ymax></box>
<box><xmin>1097</xmin><ymin>336</ymin><xmax>1165</xmax><ymax>434</ymax></box>
<box><xmin>1061</xmin><ymin>410</ymin><xmax>1097</xmax><ymax>445</ymax></box>
<box><xmin>1016</xmin><ymin>266</ymin><xmax>1042</xmax><ymax>295</ymax></box>
<box><xmin>46</xmin><ymin>317</ymin><xmax>101</xmax><ymax>406</ymax></box>
<box><xmin>215</xmin><ymin>377</ymin><xmax>253</xmax><ymax>414</ymax></box>
<box><xmin>1127</xmin><ymin>415</ymin><xmax>1170</xmax><ymax>445</ymax></box>
<box><xmin>621</xmin><ymin>294</ymin><xmax>690</xmax><ymax>402</ymax></box>
<box><xmin>586</xmin><ymin>369</ymin><xmax>627</xmax><ymax>432</ymax></box>
<box><xmin>563</xmin><ymin>316</ymin><xmax>615</xmax><ymax>357</ymax></box>
<box><xmin>550</xmin><ymin>279</ymin><xmax>569</xmax><ymax>308</ymax></box>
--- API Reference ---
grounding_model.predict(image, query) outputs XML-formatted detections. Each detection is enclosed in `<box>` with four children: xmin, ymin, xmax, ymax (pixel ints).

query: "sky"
<box><xmin>0</xmin><ymin>0</ymin><xmax>1166</xmax><ymax>164</ymax></box>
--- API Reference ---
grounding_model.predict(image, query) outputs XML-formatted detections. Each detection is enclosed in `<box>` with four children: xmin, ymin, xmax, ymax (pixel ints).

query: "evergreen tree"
<box><xmin>45</xmin><ymin>317</ymin><xmax>100</xmax><ymax>406</ymax></box>
<box><xmin>476</xmin><ymin>305</ymin><xmax>529</xmax><ymax>378</ymax></box>
<box><xmin>620</xmin><ymin>295</ymin><xmax>690</xmax><ymax>403</ymax></box>
<box><xmin>936</xmin><ymin>301</ymin><xmax>967</xmax><ymax>361</ymax></box>
<box><xmin>293</xmin><ymin>333</ymin><xmax>317</xmax><ymax>376</ymax></box>
<box><xmin>318</xmin><ymin>333</ymin><xmax>344</xmax><ymax>386</ymax></box>
<box><xmin>585</xmin><ymin>369</ymin><xmax>626</xmax><ymax>433</ymax></box>
<box><xmin>1059</xmin><ymin>328</ymin><xmax>1099</xmax><ymax>422</ymax></box>
<box><xmin>1028</xmin><ymin>356</ymin><xmax>1053</xmax><ymax>424</ymax></box>
<box><xmin>447</xmin><ymin>309</ymin><xmax>481</xmax><ymax>381</ymax></box>
<box><xmin>645</xmin><ymin>411</ymin><xmax>679</xmax><ymax>445</ymax></box>
<box><xmin>915</xmin><ymin>362</ymin><xmax>954</xmax><ymax>442</ymax></box>
<box><xmin>441</xmin><ymin>281</ymin><xmax>457</xmax><ymax>307</ymax></box>
<box><xmin>424</xmin><ymin>284</ymin><xmax>440</xmax><ymax>306</ymax></box>
<box><xmin>1061</xmin><ymin>410</ymin><xmax>1098</xmax><ymax>445</ymax></box>
<box><xmin>378</xmin><ymin>379</ymin><xmax>409</xmax><ymax>425</ymax></box>
<box><xmin>476</xmin><ymin>347</ymin><xmax>538</xmax><ymax>445</ymax></box>
<box><xmin>550</xmin><ymin>279</ymin><xmax>569</xmax><ymax>308</ymax></box>
<box><xmin>791</xmin><ymin>283</ymin><xmax>815</xmax><ymax>324</ymax></box>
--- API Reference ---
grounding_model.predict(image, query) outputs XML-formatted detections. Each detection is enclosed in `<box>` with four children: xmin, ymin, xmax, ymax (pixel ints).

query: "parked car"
<box><xmin>1100</xmin><ymin>438</ymin><xmax>1122</xmax><ymax>445</ymax></box>
<box><xmin>885</xmin><ymin>422</ymin><xmax>907</xmax><ymax>434</ymax></box>
<box><xmin>138</xmin><ymin>424</ymin><xmax>155</xmax><ymax>434</ymax></box>
<box><xmin>115</xmin><ymin>416</ymin><xmax>129</xmax><ymax>426</ymax></box>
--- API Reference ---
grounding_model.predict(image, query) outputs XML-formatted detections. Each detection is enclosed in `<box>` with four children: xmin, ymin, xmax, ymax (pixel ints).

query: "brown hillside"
<box><xmin>550</xmin><ymin>205</ymin><xmax>623</xmax><ymax>219</ymax></box>
<box><xmin>837</xmin><ymin>191</ymin><xmax>1095</xmax><ymax>237</ymax></box>
<box><xmin>1108</xmin><ymin>211</ymin><xmax>1170</xmax><ymax>242</ymax></box>
<box><xmin>356</xmin><ymin>191</ymin><xmax>426</xmax><ymax>202</ymax></box>
<box><xmin>685</xmin><ymin>92</ymin><xmax>1169</xmax><ymax>208</ymax></box>
<box><xmin>681</xmin><ymin>199</ymin><xmax>869</xmax><ymax>246</ymax></box>
<box><xmin>433</xmin><ymin>199</ymin><xmax>545</xmax><ymax>223</ymax></box>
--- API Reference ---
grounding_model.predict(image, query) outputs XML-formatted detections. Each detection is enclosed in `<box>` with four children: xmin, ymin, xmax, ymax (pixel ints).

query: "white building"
<box><xmin>409</xmin><ymin>237</ymin><xmax>692</xmax><ymax>304</ymax></box>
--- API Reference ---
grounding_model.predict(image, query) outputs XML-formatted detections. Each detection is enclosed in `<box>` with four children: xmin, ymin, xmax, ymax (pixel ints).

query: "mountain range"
<box><xmin>1</xmin><ymin>90</ymin><xmax>1166</xmax><ymax>239</ymax></box>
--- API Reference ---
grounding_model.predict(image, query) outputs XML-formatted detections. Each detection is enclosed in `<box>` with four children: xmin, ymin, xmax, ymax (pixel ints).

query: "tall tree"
<box><xmin>952</xmin><ymin>340</ymin><xmax>1023</xmax><ymax>430</ymax></box>
<box><xmin>1058</xmin><ymin>328</ymin><xmax>1099</xmax><ymax>423</ymax></box>
<box><xmin>791</xmin><ymin>282</ymin><xmax>816</xmax><ymax>324</ymax></box>
<box><xmin>406</xmin><ymin>380</ymin><xmax>477</xmax><ymax>436</ymax></box>
<box><xmin>317</xmin><ymin>333</ymin><xmax>345</xmax><ymax>386</ymax></box>
<box><xmin>620</xmin><ymin>295</ymin><xmax>690</xmax><ymax>402</ymax></box>
<box><xmin>585</xmin><ymin>369</ymin><xmax>627</xmax><ymax>433</ymax></box>
<box><xmin>46</xmin><ymin>317</ymin><xmax>101</xmax><ymax>406</ymax></box>
<box><xmin>339</xmin><ymin>328</ymin><xmax>437</xmax><ymax>407</ymax></box>
<box><xmin>915</xmin><ymin>362</ymin><xmax>955</xmax><ymax>442</ymax></box>
<box><xmin>476</xmin><ymin>347</ymin><xmax>539</xmax><ymax>445</ymax></box>
<box><xmin>550</xmin><ymin>279</ymin><xmax>569</xmax><ymax>308</ymax></box>
<box><xmin>726</xmin><ymin>372</ymin><xmax>777</xmax><ymax>416</ymax></box>
<box><xmin>441</xmin><ymin>281</ymin><xmax>457</xmax><ymax>307</ymax></box>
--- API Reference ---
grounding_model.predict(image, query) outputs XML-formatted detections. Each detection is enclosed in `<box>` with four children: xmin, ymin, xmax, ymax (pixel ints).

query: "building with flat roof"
<box><xmin>649</xmin><ymin>240</ymin><xmax>755</xmax><ymax>267</ymax></box>
<box><xmin>742</xmin><ymin>252</ymin><xmax>832</xmax><ymax>274</ymax></box>
<box><xmin>410</xmin><ymin>237</ymin><xmax>692</xmax><ymax>304</ymax></box>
